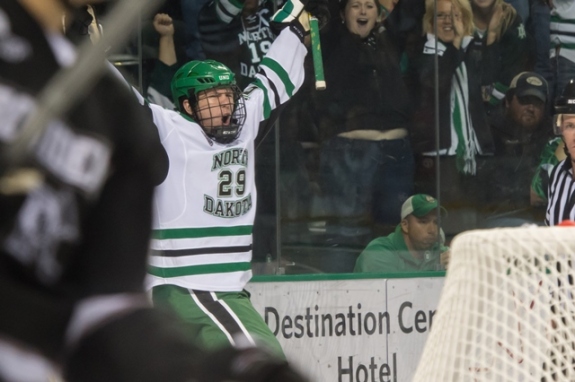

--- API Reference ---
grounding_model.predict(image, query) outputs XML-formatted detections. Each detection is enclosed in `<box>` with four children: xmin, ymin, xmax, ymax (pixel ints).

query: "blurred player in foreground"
<box><xmin>0</xmin><ymin>0</ymin><xmax>308</xmax><ymax>381</ymax></box>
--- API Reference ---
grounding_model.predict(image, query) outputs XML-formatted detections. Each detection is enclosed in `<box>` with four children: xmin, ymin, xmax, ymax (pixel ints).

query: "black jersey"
<box><xmin>236</xmin><ymin>1</ymin><xmax>282</xmax><ymax>88</ymax></box>
<box><xmin>0</xmin><ymin>0</ymin><xmax>167</xmax><ymax>360</ymax></box>
<box><xmin>199</xmin><ymin>0</ymin><xmax>284</xmax><ymax>89</ymax></box>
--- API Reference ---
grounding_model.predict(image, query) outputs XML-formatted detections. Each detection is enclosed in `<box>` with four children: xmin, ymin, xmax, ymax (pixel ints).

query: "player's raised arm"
<box><xmin>242</xmin><ymin>0</ymin><xmax>329</xmax><ymax>122</ymax></box>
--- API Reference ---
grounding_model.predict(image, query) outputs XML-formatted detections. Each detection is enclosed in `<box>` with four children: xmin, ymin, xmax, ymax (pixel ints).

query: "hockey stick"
<box><xmin>6</xmin><ymin>0</ymin><xmax>163</xmax><ymax>165</ymax></box>
<box><xmin>308</xmin><ymin>15</ymin><xmax>326</xmax><ymax>90</ymax></box>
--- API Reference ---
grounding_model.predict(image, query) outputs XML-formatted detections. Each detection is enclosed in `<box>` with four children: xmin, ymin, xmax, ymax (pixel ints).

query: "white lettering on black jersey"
<box><xmin>4</xmin><ymin>184</ymin><xmax>78</xmax><ymax>283</ymax></box>
<box><xmin>0</xmin><ymin>83</ymin><xmax>34</xmax><ymax>141</ymax></box>
<box><xmin>35</xmin><ymin>120</ymin><xmax>110</xmax><ymax>195</ymax></box>
<box><xmin>0</xmin><ymin>84</ymin><xmax>111</xmax><ymax>195</ymax></box>
<box><xmin>0</xmin><ymin>9</ymin><xmax>31</xmax><ymax>63</ymax></box>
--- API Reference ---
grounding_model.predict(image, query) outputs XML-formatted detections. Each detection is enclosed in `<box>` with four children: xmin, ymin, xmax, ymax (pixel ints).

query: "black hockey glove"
<box><xmin>195</xmin><ymin>345</ymin><xmax>310</xmax><ymax>382</ymax></box>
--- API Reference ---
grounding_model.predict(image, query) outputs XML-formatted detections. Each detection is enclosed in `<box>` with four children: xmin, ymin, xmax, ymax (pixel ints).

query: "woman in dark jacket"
<box><xmin>470</xmin><ymin>0</ymin><xmax>528</xmax><ymax>110</ymax></box>
<box><xmin>412</xmin><ymin>0</ymin><xmax>494</xmax><ymax>225</ymax></box>
<box><xmin>313</xmin><ymin>0</ymin><xmax>414</xmax><ymax>238</ymax></box>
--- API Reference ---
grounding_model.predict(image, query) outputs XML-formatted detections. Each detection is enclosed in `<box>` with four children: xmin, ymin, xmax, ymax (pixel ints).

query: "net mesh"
<box><xmin>413</xmin><ymin>226</ymin><xmax>575</xmax><ymax>382</ymax></box>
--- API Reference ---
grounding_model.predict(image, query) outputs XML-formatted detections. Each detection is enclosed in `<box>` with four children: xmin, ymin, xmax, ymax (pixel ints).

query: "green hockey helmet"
<box><xmin>171</xmin><ymin>60</ymin><xmax>236</xmax><ymax>110</ymax></box>
<box><xmin>171</xmin><ymin>60</ymin><xmax>246</xmax><ymax>144</ymax></box>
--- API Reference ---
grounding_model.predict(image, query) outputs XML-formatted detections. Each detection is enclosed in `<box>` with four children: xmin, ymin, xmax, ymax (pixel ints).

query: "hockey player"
<box><xmin>0</xmin><ymin>0</ymin><xmax>308</xmax><ymax>381</ymax></box>
<box><xmin>146</xmin><ymin>0</ymin><xmax>326</xmax><ymax>360</ymax></box>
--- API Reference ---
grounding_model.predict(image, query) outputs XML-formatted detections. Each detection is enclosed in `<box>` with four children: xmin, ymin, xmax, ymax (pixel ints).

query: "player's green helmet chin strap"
<box><xmin>171</xmin><ymin>60</ymin><xmax>246</xmax><ymax>144</ymax></box>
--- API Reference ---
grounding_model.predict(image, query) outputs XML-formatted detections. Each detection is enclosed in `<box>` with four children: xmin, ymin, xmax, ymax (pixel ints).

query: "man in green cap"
<box><xmin>354</xmin><ymin>194</ymin><xmax>450</xmax><ymax>273</ymax></box>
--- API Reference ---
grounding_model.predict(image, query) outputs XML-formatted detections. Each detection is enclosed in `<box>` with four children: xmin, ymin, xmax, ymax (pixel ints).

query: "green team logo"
<box><xmin>517</xmin><ymin>24</ymin><xmax>526</xmax><ymax>39</ymax></box>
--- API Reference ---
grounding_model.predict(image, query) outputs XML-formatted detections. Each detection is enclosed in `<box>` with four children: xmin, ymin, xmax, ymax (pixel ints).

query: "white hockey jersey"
<box><xmin>147</xmin><ymin>29</ymin><xmax>307</xmax><ymax>292</ymax></box>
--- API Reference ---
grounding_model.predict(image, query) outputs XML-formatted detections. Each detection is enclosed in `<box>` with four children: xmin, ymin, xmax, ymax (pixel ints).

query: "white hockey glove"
<box><xmin>271</xmin><ymin>0</ymin><xmax>310</xmax><ymax>42</ymax></box>
<box><xmin>271</xmin><ymin>0</ymin><xmax>330</xmax><ymax>42</ymax></box>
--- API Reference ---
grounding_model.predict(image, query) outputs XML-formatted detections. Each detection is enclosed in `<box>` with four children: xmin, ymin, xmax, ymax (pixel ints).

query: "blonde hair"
<box><xmin>472</xmin><ymin>0</ymin><xmax>517</xmax><ymax>42</ymax></box>
<box><xmin>422</xmin><ymin>0</ymin><xmax>475</xmax><ymax>38</ymax></box>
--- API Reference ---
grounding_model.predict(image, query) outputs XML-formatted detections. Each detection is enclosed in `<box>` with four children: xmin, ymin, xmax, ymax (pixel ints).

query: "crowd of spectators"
<box><xmin>110</xmin><ymin>0</ymin><xmax>568</xmax><ymax>273</ymax></box>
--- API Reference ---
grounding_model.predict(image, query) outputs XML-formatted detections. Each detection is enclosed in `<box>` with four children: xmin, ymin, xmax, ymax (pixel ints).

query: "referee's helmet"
<box><xmin>554</xmin><ymin>79</ymin><xmax>575</xmax><ymax>135</ymax></box>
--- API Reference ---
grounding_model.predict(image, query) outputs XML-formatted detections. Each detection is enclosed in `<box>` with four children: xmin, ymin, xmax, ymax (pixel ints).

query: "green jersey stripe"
<box><xmin>152</xmin><ymin>225</ymin><xmax>253</xmax><ymax>240</ymax></box>
<box><xmin>273</xmin><ymin>2</ymin><xmax>297</xmax><ymax>23</ymax></box>
<box><xmin>148</xmin><ymin>262</ymin><xmax>251</xmax><ymax>277</ymax></box>
<box><xmin>551</xmin><ymin>15</ymin><xmax>575</xmax><ymax>24</ymax></box>
<box><xmin>261</xmin><ymin>57</ymin><xmax>295</xmax><ymax>97</ymax></box>
<box><xmin>227</xmin><ymin>0</ymin><xmax>244</xmax><ymax>11</ymax></box>
<box><xmin>253</xmin><ymin>79</ymin><xmax>271</xmax><ymax>119</ymax></box>
<box><xmin>283</xmin><ymin>2</ymin><xmax>295</xmax><ymax>16</ymax></box>
<box><xmin>556</xmin><ymin>42</ymin><xmax>575</xmax><ymax>50</ymax></box>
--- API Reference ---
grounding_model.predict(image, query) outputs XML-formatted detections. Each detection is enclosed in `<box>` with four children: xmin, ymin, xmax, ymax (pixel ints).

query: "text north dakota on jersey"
<box><xmin>203</xmin><ymin>194</ymin><xmax>253</xmax><ymax>218</ymax></box>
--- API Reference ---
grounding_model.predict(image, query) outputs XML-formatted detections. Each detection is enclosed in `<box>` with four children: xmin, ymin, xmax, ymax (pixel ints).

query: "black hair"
<box><xmin>504</xmin><ymin>88</ymin><xmax>516</xmax><ymax>104</ymax></box>
<box><xmin>339</xmin><ymin>0</ymin><xmax>383</xmax><ymax>15</ymax></box>
<box><xmin>64</xmin><ymin>6</ymin><xmax>93</xmax><ymax>45</ymax></box>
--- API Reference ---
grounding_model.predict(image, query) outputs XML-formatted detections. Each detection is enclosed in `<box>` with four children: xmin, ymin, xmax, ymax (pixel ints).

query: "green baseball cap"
<box><xmin>400</xmin><ymin>194</ymin><xmax>446</xmax><ymax>220</ymax></box>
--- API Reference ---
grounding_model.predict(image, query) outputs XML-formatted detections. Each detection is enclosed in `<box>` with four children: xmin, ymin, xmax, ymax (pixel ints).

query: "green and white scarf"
<box><xmin>424</xmin><ymin>34</ymin><xmax>480</xmax><ymax>175</ymax></box>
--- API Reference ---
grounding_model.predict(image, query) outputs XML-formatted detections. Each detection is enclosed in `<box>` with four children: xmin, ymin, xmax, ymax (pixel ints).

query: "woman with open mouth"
<box><xmin>311</xmin><ymin>0</ymin><xmax>415</xmax><ymax>246</ymax></box>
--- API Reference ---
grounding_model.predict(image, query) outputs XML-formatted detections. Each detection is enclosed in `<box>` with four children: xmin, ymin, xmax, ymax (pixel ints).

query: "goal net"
<box><xmin>412</xmin><ymin>226</ymin><xmax>575</xmax><ymax>382</ymax></box>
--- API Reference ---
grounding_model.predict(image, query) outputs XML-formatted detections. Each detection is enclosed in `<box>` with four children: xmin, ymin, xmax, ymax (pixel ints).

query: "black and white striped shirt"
<box><xmin>546</xmin><ymin>159</ymin><xmax>575</xmax><ymax>225</ymax></box>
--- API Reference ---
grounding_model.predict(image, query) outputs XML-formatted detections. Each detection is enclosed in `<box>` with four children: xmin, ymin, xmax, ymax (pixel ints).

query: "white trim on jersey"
<box><xmin>190</xmin><ymin>290</ymin><xmax>257</xmax><ymax>348</ymax></box>
<box><xmin>190</xmin><ymin>291</ymin><xmax>236</xmax><ymax>345</ymax></box>
<box><xmin>216</xmin><ymin>0</ymin><xmax>242</xmax><ymax>24</ymax></box>
<box><xmin>216</xmin><ymin>295</ymin><xmax>257</xmax><ymax>346</ymax></box>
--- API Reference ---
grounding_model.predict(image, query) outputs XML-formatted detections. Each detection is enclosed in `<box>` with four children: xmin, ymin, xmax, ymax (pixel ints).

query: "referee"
<box><xmin>546</xmin><ymin>79</ymin><xmax>575</xmax><ymax>225</ymax></box>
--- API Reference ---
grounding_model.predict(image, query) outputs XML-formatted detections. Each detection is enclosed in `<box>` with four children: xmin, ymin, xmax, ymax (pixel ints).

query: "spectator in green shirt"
<box><xmin>354</xmin><ymin>194</ymin><xmax>450</xmax><ymax>273</ymax></box>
